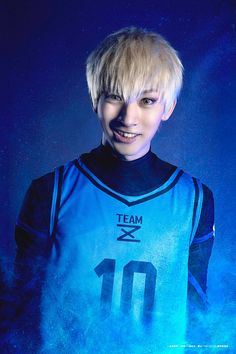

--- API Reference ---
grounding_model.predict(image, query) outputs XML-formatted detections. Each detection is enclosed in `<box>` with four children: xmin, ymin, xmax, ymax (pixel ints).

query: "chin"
<box><xmin>113</xmin><ymin>143</ymin><xmax>134</xmax><ymax>152</ymax></box>
<box><xmin>113</xmin><ymin>145</ymin><xmax>142</xmax><ymax>160</ymax></box>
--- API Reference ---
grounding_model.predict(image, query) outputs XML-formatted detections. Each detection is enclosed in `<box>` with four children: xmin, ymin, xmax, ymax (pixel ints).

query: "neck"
<box><xmin>102</xmin><ymin>141</ymin><xmax>151</xmax><ymax>162</ymax></box>
<box><xmin>80</xmin><ymin>144</ymin><xmax>176</xmax><ymax>195</ymax></box>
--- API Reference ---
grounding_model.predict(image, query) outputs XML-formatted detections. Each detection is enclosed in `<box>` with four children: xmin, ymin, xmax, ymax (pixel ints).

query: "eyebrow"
<box><xmin>140</xmin><ymin>89</ymin><xmax>158</xmax><ymax>95</ymax></box>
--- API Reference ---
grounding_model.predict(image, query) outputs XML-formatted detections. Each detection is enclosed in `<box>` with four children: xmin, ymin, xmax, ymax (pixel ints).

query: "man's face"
<box><xmin>97</xmin><ymin>91</ymin><xmax>175</xmax><ymax>161</ymax></box>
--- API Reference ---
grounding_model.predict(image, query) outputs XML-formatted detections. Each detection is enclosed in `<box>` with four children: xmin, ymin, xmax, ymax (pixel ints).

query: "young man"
<box><xmin>14</xmin><ymin>27</ymin><xmax>214</xmax><ymax>353</ymax></box>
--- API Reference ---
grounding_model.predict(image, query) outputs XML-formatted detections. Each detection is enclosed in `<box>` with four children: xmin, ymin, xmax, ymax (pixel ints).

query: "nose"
<box><xmin>118</xmin><ymin>102</ymin><xmax>139</xmax><ymax>126</ymax></box>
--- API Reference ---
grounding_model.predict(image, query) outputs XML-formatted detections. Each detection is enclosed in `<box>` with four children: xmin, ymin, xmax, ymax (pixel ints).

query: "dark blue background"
<box><xmin>1</xmin><ymin>0</ymin><xmax>235</xmax><ymax>347</ymax></box>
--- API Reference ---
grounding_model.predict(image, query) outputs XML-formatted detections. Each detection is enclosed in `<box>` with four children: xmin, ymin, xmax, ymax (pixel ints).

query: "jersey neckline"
<box><xmin>74</xmin><ymin>158</ymin><xmax>183</xmax><ymax>206</ymax></box>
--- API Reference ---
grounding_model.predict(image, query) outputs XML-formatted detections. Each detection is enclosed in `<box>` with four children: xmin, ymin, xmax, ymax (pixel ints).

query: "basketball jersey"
<box><xmin>40</xmin><ymin>157</ymin><xmax>203</xmax><ymax>354</ymax></box>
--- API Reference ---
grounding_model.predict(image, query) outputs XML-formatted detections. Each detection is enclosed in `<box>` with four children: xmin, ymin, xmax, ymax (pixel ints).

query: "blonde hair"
<box><xmin>86</xmin><ymin>27</ymin><xmax>183</xmax><ymax>112</ymax></box>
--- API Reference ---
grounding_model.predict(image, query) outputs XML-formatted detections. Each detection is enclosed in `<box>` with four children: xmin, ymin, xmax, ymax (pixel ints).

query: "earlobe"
<box><xmin>161</xmin><ymin>100</ymin><xmax>176</xmax><ymax>121</ymax></box>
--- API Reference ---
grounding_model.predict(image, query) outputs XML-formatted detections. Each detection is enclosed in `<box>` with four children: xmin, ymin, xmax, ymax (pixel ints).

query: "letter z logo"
<box><xmin>117</xmin><ymin>224</ymin><xmax>141</xmax><ymax>242</ymax></box>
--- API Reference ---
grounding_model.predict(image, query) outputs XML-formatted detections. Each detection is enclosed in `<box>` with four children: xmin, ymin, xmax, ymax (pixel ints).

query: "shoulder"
<box><xmin>180</xmin><ymin>170</ymin><xmax>214</xmax><ymax>220</ymax></box>
<box><xmin>171</xmin><ymin>166</ymin><xmax>215</xmax><ymax>232</ymax></box>
<box><xmin>19</xmin><ymin>171</ymin><xmax>55</xmax><ymax>218</ymax></box>
<box><xmin>26</xmin><ymin>159</ymin><xmax>79</xmax><ymax>195</ymax></box>
<box><xmin>178</xmin><ymin>170</ymin><xmax>215</xmax><ymax>241</ymax></box>
<box><xmin>15</xmin><ymin>159</ymin><xmax>83</xmax><ymax>254</ymax></box>
<box><xmin>30</xmin><ymin>171</ymin><xmax>55</xmax><ymax>197</ymax></box>
<box><xmin>176</xmin><ymin>170</ymin><xmax>215</xmax><ymax>244</ymax></box>
<box><xmin>16</xmin><ymin>171</ymin><xmax>55</xmax><ymax>253</ymax></box>
<box><xmin>194</xmin><ymin>181</ymin><xmax>214</xmax><ymax>240</ymax></box>
<box><xmin>17</xmin><ymin>158</ymin><xmax>81</xmax><ymax>223</ymax></box>
<box><xmin>201</xmin><ymin>183</ymin><xmax>214</xmax><ymax>206</ymax></box>
<box><xmin>177</xmin><ymin>167</ymin><xmax>214</xmax><ymax>200</ymax></box>
<box><xmin>181</xmin><ymin>171</ymin><xmax>215</xmax><ymax>218</ymax></box>
<box><xmin>155</xmin><ymin>154</ymin><xmax>214</xmax><ymax>199</ymax></box>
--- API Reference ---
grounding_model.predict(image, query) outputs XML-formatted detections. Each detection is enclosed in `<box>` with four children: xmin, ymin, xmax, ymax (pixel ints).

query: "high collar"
<box><xmin>93</xmin><ymin>143</ymin><xmax>154</xmax><ymax>170</ymax></box>
<box><xmin>80</xmin><ymin>144</ymin><xmax>176</xmax><ymax>196</ymax></box>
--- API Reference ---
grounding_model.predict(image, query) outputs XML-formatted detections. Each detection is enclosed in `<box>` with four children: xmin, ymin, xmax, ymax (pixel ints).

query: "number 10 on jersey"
<box><xmin>94</xmin><ymin>259</ymin><xmax>157</xmax><ymax>318</ymax></box>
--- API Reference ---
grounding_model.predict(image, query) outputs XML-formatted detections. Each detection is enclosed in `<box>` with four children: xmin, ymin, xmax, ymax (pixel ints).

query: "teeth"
<box><xmin>117</xmin><ymin>130</ymin><xmax>137</xmax><ymax>138</ymax></box>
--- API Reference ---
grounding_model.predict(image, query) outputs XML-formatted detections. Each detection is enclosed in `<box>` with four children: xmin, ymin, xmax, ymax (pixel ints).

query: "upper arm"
<box><xmin>194</xmin><ymin>184</ymin><xmax>215</xmax><ymax>240</ymax></box>
<box><xmin>188</xmin><ymin>184</ymin><xmax>215</xmax><ymax>306</ymax></box>
<box><xmin>15</xmin><ymin>172</ymin><xmax>54</xmax><ymax>256</ymax></box>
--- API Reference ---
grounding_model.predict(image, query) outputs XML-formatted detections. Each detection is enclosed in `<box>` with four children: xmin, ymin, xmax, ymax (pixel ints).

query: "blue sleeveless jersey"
<box><xmin>40</xmin><ymin>158</ymin><xmax>203</xmax><ymax>354</ymax></box>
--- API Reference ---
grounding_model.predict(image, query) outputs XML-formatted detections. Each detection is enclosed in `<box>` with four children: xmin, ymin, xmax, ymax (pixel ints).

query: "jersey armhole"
<box><xmin>190</xmin><ymin>178</ymin><xmax>204</xmax><ymax>245</ymax></box>
<box><xmin>49</xmin><ymin>165</ymin><xmax>64</xmax><ymax>243</ymax></box>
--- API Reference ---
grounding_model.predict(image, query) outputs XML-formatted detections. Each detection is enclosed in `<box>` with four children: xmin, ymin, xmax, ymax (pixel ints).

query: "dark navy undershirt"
<box><xmin>81</xmin><ymin>144</ymin><xmax>176</xmax><ymax>196</ymax></box>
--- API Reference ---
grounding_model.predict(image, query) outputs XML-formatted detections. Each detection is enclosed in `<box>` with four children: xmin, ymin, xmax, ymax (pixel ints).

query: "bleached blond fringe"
<box><xmin>86</xmin><ymin>27</ymin><xmax>183</xmax><ymax>112</ymax></box>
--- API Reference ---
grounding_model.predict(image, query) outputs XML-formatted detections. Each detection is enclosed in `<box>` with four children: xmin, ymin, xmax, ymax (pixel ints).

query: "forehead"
<box><xmin>104</xmin><ymin>77</ymin><xmax>161</xmax><ymax>96</ymax></box>
<box><xmin>139</xmin><ymin>89</ymin><xmax>159</xmax><ymax>95</ymax></box>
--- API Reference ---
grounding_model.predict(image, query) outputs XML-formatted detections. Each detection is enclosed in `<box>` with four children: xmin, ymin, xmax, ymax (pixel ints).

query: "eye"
<box><xmin>141</xmin><ymin>97</ymin><xmax>158</xmax><ymax>106</ymax></box>
<box><xmin>105</xmin><ymin>94</ymin><xmax>122</xmax><ymax>102</ymax></box>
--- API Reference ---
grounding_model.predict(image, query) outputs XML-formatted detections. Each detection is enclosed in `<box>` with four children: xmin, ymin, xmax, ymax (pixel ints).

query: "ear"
<box><xmin>161</xmin><ymin>100</ymin><xmax>176</xmax><ymax>121</ymax></box>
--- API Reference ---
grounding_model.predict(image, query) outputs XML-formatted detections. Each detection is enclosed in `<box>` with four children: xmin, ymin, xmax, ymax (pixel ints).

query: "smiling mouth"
<box><xmin>113</xmin><ymin>129</ymin><xmax>140</xmax><ymax>144</ymax></box>
<box><xmin>114</xmin><ymin>129</ymin><xmax>140</xmax><ymax>138</ymax></box>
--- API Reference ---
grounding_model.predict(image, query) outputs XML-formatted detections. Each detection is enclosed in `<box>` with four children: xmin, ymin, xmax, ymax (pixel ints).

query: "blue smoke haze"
<box><xmin>0</xmin><ymin>0</ymin><xmax>235</xmax><ymax>352</ymax></box>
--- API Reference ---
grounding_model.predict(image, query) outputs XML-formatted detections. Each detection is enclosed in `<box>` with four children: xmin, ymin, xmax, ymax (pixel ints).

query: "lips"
<box><xmin>113</xmin><ymin>129</ymin><xmax>140</xmax><ymax>143</ymax></box>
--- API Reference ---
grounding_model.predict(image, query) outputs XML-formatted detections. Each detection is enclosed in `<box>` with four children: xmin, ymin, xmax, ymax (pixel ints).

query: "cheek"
<box><xmin>145</xmin><ymin>116</ymin><xmax>162</xmax><ymax>136</ymax></box>
<box><xmin>98</xmin><ymin>106</ymin><xmax>114</xmax><ymax>124</ymax></box>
